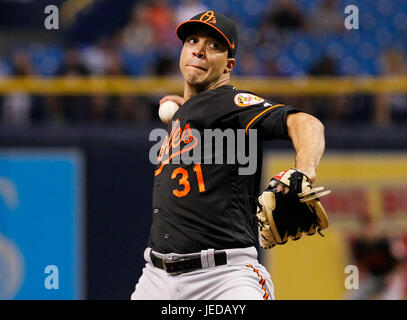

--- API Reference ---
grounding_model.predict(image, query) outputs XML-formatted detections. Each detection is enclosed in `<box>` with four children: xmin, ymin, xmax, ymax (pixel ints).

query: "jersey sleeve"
<box><xmin>250</xmin><ymin>104</ymin><xmax>301</xmax><ymax>140</ymax></box>
<box><xmin>203</xmin><ymin>90</ymin><xmax>302</xmax><ymax>140</ymax></box>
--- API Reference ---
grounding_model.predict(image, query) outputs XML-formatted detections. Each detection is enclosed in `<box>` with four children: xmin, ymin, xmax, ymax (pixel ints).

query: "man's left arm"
<box><xmin>286</xmin><ymin>112</ymin><xmax>325</xmax><ymax>183</ymax></box>
<box><xmin>257</xmin><ymin>111</ymin><xmax>331</xmax><ymax>248</ymax></box>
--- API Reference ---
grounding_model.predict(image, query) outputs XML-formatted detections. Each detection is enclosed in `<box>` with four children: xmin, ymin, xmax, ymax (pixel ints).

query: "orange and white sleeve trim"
<box><xmin>245</xmin><ymin>104</ymin><xmax>285</xmax><ymax>134</ymax></box>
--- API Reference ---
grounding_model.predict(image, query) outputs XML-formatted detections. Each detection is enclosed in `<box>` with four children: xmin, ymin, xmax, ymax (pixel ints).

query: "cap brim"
<box><xmin>176</xmin><ymin>20</ymin><xmax>233</xmax><ymax>51</ymax></box>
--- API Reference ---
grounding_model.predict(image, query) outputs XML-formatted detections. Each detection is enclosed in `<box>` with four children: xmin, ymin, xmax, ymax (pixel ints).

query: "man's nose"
<box><xmin>192</xmin><ymin>44</ymin><xmax>205</xmax><ymax>59</ymax></box>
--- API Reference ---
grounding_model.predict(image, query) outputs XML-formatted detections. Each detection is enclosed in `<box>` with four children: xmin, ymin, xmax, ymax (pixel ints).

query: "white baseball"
<box><xmin>159</xmin><ymin>100</ymin><xmax>180</xmax><ymax>124</ymax></box>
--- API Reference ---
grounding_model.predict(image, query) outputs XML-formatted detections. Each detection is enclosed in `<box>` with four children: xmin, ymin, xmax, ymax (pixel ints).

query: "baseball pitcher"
<box><xmin>131</xmin><ymin>10</ymin><xmax>330</xmax><ymax>300</ymax></box>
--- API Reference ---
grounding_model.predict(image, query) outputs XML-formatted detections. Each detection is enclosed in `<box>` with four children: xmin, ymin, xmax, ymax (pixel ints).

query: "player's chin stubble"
<box><xmin>182</xmin><ymin>67</ymin><xmax>208</xmax><ymax>89</ymax></box>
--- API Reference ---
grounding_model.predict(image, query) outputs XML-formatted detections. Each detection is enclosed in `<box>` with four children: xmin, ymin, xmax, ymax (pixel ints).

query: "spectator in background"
<box><xmin>121</xmin><ymin>3</ymin><xmax>155</xmax><ymax>55</ymax></box>
<box><xmin>308</xmin><ymin>0</ymin><xmax>343</xmax><ymax>35</ymax></box>
<box><xmin>263</xmin><ymin>0</ymin><xmax>306</xmax><ymax>32</ymax></box>
<box><xmin>81</xmin><ymin>37</ymin><xmax>112</xmax><ymax>75</ymax></box>
<box><xmin>56</xmin><ymin>48</ymin><xmax>91</xmax><ymax>125</ymax></box>
<box><xmin>145</xmin><ymin>0</ymin><xmax>177</xmax><ymax>50</ymax></box>
<box><xmin>174</xmin><ymin>0</ymin><xmax>209</xmax><ymax>26</ymax></box>
<box><xmin>0</xmin><ymin>58</ymin><xmax>10</xmax><ymax>76</ymax></box>
<box><xmin>120</xmin><ymin>96</ymin><xmax>154</xmax><ymax>124</ymax></box>
<box><xmin>89</xmin><ymin>95</ymin><xmax>110</xmax><ymax>124</ymax></box>
<box><xmin>1</xmin><ymin>51</ymin><xmax>37</xmax><ymax>126</ymax></box>
<box><xmin>346</xmin><ymin>217</ymin><xmax>407</xmax><ymax>300</ymax></box>
<box><xmin>105</xmin><ymin>51</ymin><xmax>128</xmax><ymax>77</ymax></box>
<box><xmin>309</xmin><ymin>54</ymin><xmax>338</xmax><ymax>76</ymax></box>
<box><xmin>257</xmin><ymin>0</ymin><xmax>307</xmax><ymax>51</ymax></box>
<box><xmin>309</xmin><ymin>54</ymin><xmax>372</xmax><ymax>124</ymax></box>
<box><xmin>89</xmin><ymin>52</ymin><xmax>131</xmax><ymax>124</ymax></box>
<box><xmin>239</xmin><ymin>52</ymin><xmax>265</xmax><ymax>76</ymax></box>
<box><xmin>152</xmin><ymin>54</ymin><xmax>179</xmax><ymax>76</ymax></box>
<box><xmin>140</xmin><ymin>0</ymin><xmax>179</xmax><ymax>76</ymax></box>
<box><xmin>302</xmin><ymin>54</ymin><xmax>345</xmax><ymax>122</ymax></box>
<box><xmin>58</xmin><ymin>48</ymin><xmax>89</xmax><ymax>76</ymax></box>
<box><xmin>119</xmin><ymin>95</ymin><xmax>138</xmax><ymax>123</ymax></box>
<box><xmin>374</xmin><ymin>48</ymin><xmax>407</xmax><ymax>126</ymax></box>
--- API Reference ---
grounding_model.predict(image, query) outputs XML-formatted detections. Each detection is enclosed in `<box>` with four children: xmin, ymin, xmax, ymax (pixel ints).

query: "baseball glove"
<box><xmin>256</xmin><ymin>169</ymin><xmax>331</xmax><ymax>249</ymax></box>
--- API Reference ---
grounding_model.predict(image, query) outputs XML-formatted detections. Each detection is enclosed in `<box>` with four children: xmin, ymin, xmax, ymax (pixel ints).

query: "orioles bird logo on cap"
<box><xmin>200</xmin><ymin>11</ymin><xmax>216</xmax><ymax>24</ymax></box>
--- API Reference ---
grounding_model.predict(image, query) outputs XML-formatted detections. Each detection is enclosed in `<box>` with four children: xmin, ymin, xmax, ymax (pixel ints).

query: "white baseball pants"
<box><xmin>131</xmin><ymin>246</ymin><xmax>274</xmax><ymax>300</ymax></box>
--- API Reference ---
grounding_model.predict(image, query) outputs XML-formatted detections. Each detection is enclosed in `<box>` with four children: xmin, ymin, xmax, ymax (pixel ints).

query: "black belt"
<box><xmin>150</xmin><ymin>250</ymin><xmax>227</xmax><ymax>275</ymax></box>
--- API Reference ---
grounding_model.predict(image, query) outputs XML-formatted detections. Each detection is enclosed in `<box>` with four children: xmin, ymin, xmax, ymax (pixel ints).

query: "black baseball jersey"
<box><xmin>149</xmin><ymin>84</ymin><xmax>300</xmax><ymax>254</ymax></box>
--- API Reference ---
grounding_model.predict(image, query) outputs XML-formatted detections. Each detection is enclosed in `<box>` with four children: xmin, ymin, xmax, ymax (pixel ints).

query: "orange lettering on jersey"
<box><xmin>157</xmin><ymin>135</ymin><xmax>167</xmax><ymax>163</ymax></box>
<box><xmin>171</xmin><ymin>127</ymin><xmax>182</xmax><ymax>149</ymax></box>
<box><xmin>157</xmin><ymin>119</ymin><xmax>180</xmax><ymax>163</ymax></box>
<box><xmin>181</xmin><ymin>123</ymin><xmax>193</xmax><ymax>143</ymax></box>
<box><xmin>155</xmin><ymin>120</ymin><xmax>198</xmax><ymax>176</ymax></box>
<box><xmin>193</xmin><ymin>163</ymin><xmax>206</xmax><ymax>192</ymax></box>
<box><xmin>200</xmin><ymin>11</ymin><xmax>216</xmax><ymax>24</ymax></box>
<box><xmin>171</xmin><ymin>167</ymin><xmax>191</xmax><ymax>197</ymax></box>
<box><xmin>167</xmin><ymin>119</ymin><xmax>179</xmax><ymax>151</ymax></box>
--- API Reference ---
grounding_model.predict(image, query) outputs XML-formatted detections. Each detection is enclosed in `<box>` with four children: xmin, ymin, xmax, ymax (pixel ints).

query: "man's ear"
<box><xmin>224</xmin><ymin>58</ymin><xmax>236</xmax><ymax>74</ymax></box>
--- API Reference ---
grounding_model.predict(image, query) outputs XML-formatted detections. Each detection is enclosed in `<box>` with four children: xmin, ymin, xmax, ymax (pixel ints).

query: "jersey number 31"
<box><xmin>171</xmin><ymin>163</ymin><xmax>206</xmax><ymax>198</ymax></box>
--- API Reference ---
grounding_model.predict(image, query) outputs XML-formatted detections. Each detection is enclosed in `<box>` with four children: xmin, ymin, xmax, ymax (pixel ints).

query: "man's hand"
<box><xmin>159</xmin><ymin>95</ymin><xmax>185</xmax><ymax>107</ymax></box>
<box><xmin>275</xmin><ymin>167</ymin><xmax>315</xmax><ymax>194</ymax></box>
<box><xmin>257</xmin><ymin>168</ymin><xmax>331</xmax><ymax>248</ymax></box>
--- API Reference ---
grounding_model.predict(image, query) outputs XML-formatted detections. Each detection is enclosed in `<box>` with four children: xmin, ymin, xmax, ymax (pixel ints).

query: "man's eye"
<box><xmin>188</xmin><ymin>38</ymin><xmax>198</xmax><ymax>44</ymax></box>
<box><xmin>210</xmin><ymin>42</ymin><xmax>219</xmax><ymax>49</ymax></box>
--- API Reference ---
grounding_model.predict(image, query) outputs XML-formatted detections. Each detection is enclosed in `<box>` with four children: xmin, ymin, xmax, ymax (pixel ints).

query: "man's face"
<box><xmin>179</xmin><ymin>28</ymin><xmax>234</xmax><ymax>90</ymax></box>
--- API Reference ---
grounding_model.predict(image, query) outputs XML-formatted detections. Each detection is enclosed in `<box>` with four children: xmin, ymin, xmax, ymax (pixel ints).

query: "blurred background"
<box><xmin>0</xmin><ymin>0</ymin><xmax>406</xmax><ymax>299</ymax></box>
